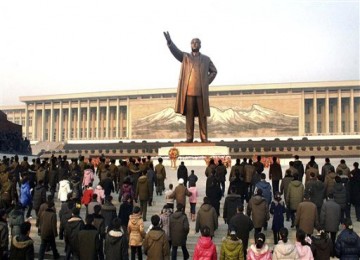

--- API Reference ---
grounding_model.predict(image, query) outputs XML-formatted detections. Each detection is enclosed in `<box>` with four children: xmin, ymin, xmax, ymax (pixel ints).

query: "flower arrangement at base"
<box><xmin>168</xmin><ymin>147</ymin><xmax>180</xmax><ymax>169</ymax></box>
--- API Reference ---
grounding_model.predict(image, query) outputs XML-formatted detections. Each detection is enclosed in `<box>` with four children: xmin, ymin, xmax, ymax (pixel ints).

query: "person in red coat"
<box><xmin>193</xmin><ymin>226</ymin><xmax>217</xmax><ymax>260</ymax></box>
<box><xmin>81</xmin><ymin>183</ymin><xmax>94</xmax><ymax>215</ymax></box>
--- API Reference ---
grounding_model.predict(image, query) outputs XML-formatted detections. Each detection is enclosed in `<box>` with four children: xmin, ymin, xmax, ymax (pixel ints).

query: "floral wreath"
<box><xmin>168</xmin><ymin>147</ymin><xmax>180</xmax><ymax>160</ymax></box>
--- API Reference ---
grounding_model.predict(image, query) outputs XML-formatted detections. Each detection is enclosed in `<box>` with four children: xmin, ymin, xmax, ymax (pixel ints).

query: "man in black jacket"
<box><xmin>65</xmin><ymin>207</ymin><xmax>84</xmax><ymax>260</ymax></box>
<box><xmin>229</xmin><ymin>204</ymin><xmax>254</xmax><ymax>258</ymax></box>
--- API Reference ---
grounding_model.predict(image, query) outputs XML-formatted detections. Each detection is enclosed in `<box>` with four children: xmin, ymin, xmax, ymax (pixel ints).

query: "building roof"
<box><xmin>17</xmin><ymin>80</ymin><xmax>359</xmax><ymax>103</ymax></box>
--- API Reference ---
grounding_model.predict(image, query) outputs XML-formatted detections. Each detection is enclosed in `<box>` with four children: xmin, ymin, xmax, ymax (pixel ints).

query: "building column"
<box><xmin>77</xmin><ymin>101</ymin><xmax>81</xmax><ymax>139</ymax></box>
<box><xmin>68</xmin><ymin>101</ymin><xmax>72</xmax><ymax>140</ymax></box>
<box><xmin>106</xmin><ymin>98</ymin><xmax>110</xmax><ymax>138</ymax></box>
<box><xmin>59</xmin><ymin>101</ymin><xmax>63</xmax><ymax>142</ymax></box>
<box><xmin>96</xmin><ymin>99</ymin><xmax>100</xmax><ymax>139</ymax></box>
<box><xmin>116</xmin><ymin>98</ymin><xmax>120</xmax><ymax>138</ymax></box>
<box><xmin>313</xmin><ymin>91</ymin><xmax>317</xmax><ymax>135</ymax></box>
<box><xmin>24</xmin><ymin>103</ymin><xmax>29</xmax><ymax>138</ymax></box>
<box><xmin>299</xmin><ymin>91</ymin><xmax>305</xmax><ymax>136</ymax></box>
<box><xmin>350</xmin><ymin>89</ymin><xmax>354</xmax><ymax>133</ymax></box>
<box><xmin>33</xmin><ymin>103</ymin><xmax>37</xmax><ymax>140</ymax></box>
<box><xmin>87</xmin><ymin>100</ymin><xmax>91</xmax><ymax>139</ymax></box>
<box><xmin>325</xmin><ymin>89</ymin><xmax>330</xmax><ymax>134</ymax></box>
<box><xmin>41</xmin><ymin>103</ymin><xmax>46</xmax><ymax>141</ymax></box>
<box><xmin>49</xmin><ymin>102</ymin><xmax>54</xmax><ymax>142</ymax></box>
<box><xmin>126</xmin><ymin>98</ymin><xmax>130</xmax><ymax>138</ymax></box>
<box><xmin>337</xmin><ymin>90</ymin><xmax>342</xmax><ymax>134</ymax></box>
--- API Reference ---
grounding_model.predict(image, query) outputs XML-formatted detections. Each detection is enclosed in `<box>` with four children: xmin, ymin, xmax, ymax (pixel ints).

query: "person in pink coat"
<box><xmin>188</xmin><ymin>182</ymin><xmax>198</xmax><ymax>221</ymax></box>
<box><xmin>82</xmin><ymin>166</ymin><xmax>94</xmax><ymax>188</ymax></box>
<box><xmin>94</xmin><ymin>184</ymin><xmax>105</xmax><ymax>204</ymax></box>
<box><xmin>295</xmin><ymin>229</ymin><xmax>314</xmax><ymax>260</ymax></box>
<box><xmin>246</xmin><ymin>232</ymin><xmax>272</xmax><ymax>260</ymax></box>
<box><xmin>193</xmin><ymin>226</ymin><xmax>217</xmax><ymax>260</ymax></box>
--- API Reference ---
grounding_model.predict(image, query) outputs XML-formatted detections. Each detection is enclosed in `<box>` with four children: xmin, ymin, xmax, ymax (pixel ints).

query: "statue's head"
<box><xmin>191</xmin><ymin>38</ymin><xmax>201</xmax><ymax>52</ymax></box>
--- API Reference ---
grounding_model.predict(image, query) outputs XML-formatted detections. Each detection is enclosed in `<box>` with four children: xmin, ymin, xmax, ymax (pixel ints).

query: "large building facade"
<box><xmin>1</xmin><ymin>80</ymin><xmax>359</xmax><ymax>142</ymax></box>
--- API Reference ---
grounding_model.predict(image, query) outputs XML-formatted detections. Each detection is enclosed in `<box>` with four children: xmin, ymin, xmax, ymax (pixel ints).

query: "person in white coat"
<box><xmin>58</xmin><ymin>178</ymin><xmax>72</xmax><ymax>202</ymax></box>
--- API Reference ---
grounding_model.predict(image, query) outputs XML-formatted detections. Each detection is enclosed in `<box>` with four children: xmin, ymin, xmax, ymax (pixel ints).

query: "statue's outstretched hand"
<box><xmin>163</xmin><ymin>31</ymin><xmax>172</xmax><ymax>44</ymax></box>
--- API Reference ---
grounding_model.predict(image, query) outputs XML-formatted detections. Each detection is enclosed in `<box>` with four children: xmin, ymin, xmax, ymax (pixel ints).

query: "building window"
<box><xmin>329</xmin><ymin>121</ymin><xmax>334</xmax><ymax>133</ymax></box>
<box><xmin>342</xmin><ymin>121</ymin><xmax>346</xmax><ymax>133</ymax></box>
<box><xmin>29</xmin><ymin>117</ymin><xmax>33</xmax><ymax>127</ymax></box>
<box><xmin>355</xmin><ymin>121</ymin><xmax>358</xmax><ymax>132</ymax></box>
<box><xmin>305</xmin><ymin>122</ymin><xmax>310</xmax><ymax>133</ymax></box>
<box><xmin>53</xmin><ymin>129</ymin><xmax>57</xmax><ymax>141</ymax></box>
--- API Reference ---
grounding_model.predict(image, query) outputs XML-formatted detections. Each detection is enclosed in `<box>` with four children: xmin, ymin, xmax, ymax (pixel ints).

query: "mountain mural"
<box><xmin>132</xmin><ymin>104</ymin><xmax>299</xmax><ymax>138</ymax></box>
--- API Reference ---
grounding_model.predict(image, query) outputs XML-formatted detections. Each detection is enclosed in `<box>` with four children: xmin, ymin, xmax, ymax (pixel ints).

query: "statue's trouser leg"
<box><xmin>195</xmin><ymin>96</ymin><xmax>207</xmax><ymax>141</ymax></box>
<box><xmin>185</xmin><ymin>96</ymin><xmax>195</xmax><ymax>141</ymax></box>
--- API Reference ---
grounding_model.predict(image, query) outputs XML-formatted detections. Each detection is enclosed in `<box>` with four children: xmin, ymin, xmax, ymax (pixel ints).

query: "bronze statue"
<box><xmin>164</xmin><ymin>31</ymin><xmax>217</xmax><ymax>143</ymax></box>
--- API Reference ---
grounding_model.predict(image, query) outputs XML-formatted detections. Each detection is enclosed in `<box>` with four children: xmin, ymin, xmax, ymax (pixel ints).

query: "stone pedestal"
<box><xmin>158</xmin><ymin>143</ymin><xmax>230</xmax><ymax>166</ymax></box>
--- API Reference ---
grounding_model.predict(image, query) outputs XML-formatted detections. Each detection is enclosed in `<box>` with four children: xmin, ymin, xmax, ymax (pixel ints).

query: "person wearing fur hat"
<box><xmin>335</xmin><ymin>218</ymin><xmax>360</xmax><ymax>259</ymax></box>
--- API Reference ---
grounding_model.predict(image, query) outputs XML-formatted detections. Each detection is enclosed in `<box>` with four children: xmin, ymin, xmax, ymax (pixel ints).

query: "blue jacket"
<box><xmin>335</xmin><ymin>229</ymin><xmax>360</xmax><ymax>260</ymax></box>
<box><xmin>255</xmin><ymin>181</ymin><xmax>272</xmax><ymax>205</ymax></box>
<box><xmin>20</xmin><ymin>181</ymin><xmax>32</xmax><ymax>207</ymax></box>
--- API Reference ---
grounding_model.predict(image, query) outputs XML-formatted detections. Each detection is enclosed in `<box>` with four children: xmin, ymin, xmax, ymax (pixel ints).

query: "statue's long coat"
<box><xmin>167</xmin><ymin>42</ymin><xmax>217</xmax><ymax>117</ymax></box>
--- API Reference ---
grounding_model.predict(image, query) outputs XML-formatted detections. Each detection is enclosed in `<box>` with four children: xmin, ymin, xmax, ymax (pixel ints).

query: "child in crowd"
<box><xmin>165</xmin><ymin>184</ymin><xmax>174</xmax><ymax>210</ymax></box>
<box><xmin>193</xmin><ymin>226</ymin><xmax>217</xmax><ymax>260</ymax></box>
<box><xmin>81</xmin><ymin>183</ymin><xmax>94</xmax><ymax>214</ymax></box>
<box><xmin>159</xmin><ymin>204</ymin><xmax>172</xmax><ymax>246</ymax></box>
<box><xmin>188</xmin><ymin>182</ymin><xmax>198</xmax><ymax>221</ymax></box>
<box><xmin>127</xmin><ymin>206</ymin><xmax>145</xmax><ymax>260</ymax></box>
<box><xmin>295</xmin><ymin>229</ymin><xmax>314</xmax><ymax>260</ymax></box>
<box><xmin>273</xmin><ymin>227</ymin><xmax>299</xmax><ymax>259</ymax></box>
<box><xmin>270</xmin><ymin>191</ymin><xmax>285</xmax><ymax>244</ymax></box>
<box><xmin>247</xmin><ymin>232</ymin><xmax>272</xmax><ymax>260</ymax></box>
<box><xmin>118</xmin><ymin>194</ymin><xmax>133</xmax><ymax>236</ymax></box>
<box><xmin>94</xmin><ymin>184</ymin><xmax>105</xmax><ymax>204</ymax></box>
<box><xmin>220</xmin><ymin>228</ymin><xmax>244</xmax><ymax>260</ymax></box>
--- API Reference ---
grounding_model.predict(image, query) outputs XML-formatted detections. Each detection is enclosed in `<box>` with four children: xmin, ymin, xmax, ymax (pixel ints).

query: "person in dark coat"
<box><xmin>58</xmin><ymin>194</ymin><xmax>74</xmax><ymax>240</ymax></box>
<box><xmin>311</xmin><ymin>230</ymin><xmax>333</xmax><ymax>260</ymax></box>
<box><xmin>0</xmin><ymin>209</ymin><xmax>9</xmax><ymax>259</ymax></box>
<box><xmin>227</xmin><ymin>169</ymin><xmax>247</xmax><ymax>203</ymax></box>
<box><xmin>247</xmin><ymin>188</ymin><xmax>270</xmax><ymax>238</ymax></box>
<box><xmin>195</xmin><ymin>197</ymin><xmax>218</xmax><ymax>238</ymax></box>
<box><xmin>38</xmin><ymin>201</ymin><xmax>60</xmax><ymax>260</ymax></box>
<box><xmin>320</xmin><ymin>193</ymin><xmax>341</xmax><ymax>254</ymax></box>
<box><xmin>118</xmin><ymin>195</ymin><xmax>133</xmax><ymax>236</ymax></box>
<box><xmin>187</xmin><ymin>170</ymin><xmax>198</xmax><ymax>188</ymax></box>
<box><xmin>101</xmin><ymin>196</ymin><xmax>117</xmax><ymax>231</ymax></box>
<box><xmin>349</xmin><ymin>162</ymin><xmax>360</xmax><ymax>221</ymax></box>
<box><xmin>335</xmin><ymin>218</ymin><xmax>360</xmax><ymax>259</ymax></box>
<box><xmin>169</xmin><ymin>203</ymin><xmax>190</xmax><ymax>259</ymax></box>
<box><xmin>223</xmin><ymin>186</ymin><xmax>242</xmax><ymax>225</ymax></box>
<box><xmin>64</xmin><ymin>207</ymin><xmax>84</xmax><ymax>260</ymax></box>
<box><xmin>101</xmin><ymin>173</ymin><xmax>115</xmax><ymax>197</ymax></box>
<box><xmin>8</xmin><ymin>203</ymin><xmax>24</xmax><ymax>237</ymax></box>
<box><xmin>305</xmin><ymin>172</ymin><xmax>325</xmax><ymax>218</ymax></box>
<box><xmin>269</xmin><ymin>156</ymin><xmax>283</xmax><ymax>195</ymax></box>
<box><xmin>32</xmin><ymin>179</ymin><xmax>47</xmax><ymax>228</ymax></box>
<box><xmin>270</xmin><ymin>192</ymin><xmax>285</xmax><ymax>244</ymax></box>
<box><xmin>136</xmin><ymin>170</ymin><xmax>150</xmax><ymax>221</ymax></box>
<box><xmin>205</xmin><ymin>175</ymin><xmax>222</xmax><ymax>216</ymax></box>
<box><xmin>92</xmin><ymin>205</ymin><xmax>105</xmax><ymax>260</ymax></box>
<box><xmin>78</xmin><ymin>214</ymin><xmax>100</xmax><ymax>260</ymax></box>
<box><xmin>146</xmin><ymin>163</ymin><xmax>156</xmax><ymax>206</ymax></box>
<box><xmin>215</xmin><ymin>159</ymin><xmax>227</xmax><ymax>197</ymax></box>
<box><xmin>144</xmin><ymin>215</ymin><xmax>170</xmax><ymax>259</ymax></box>
<box><xmin>333</xmin><ymin>176</ymin><xmax>347</xmax><ymax>223</ymax></box>
<box><xmin>295</xmin><ymin>193</ymin><xmax>319</xmax><ymax>236</ymax></box>
<box><xmin>9</xmin><ymin>221</ymin><xmax>34</xmax><ymax>260</ymax></box>
<box><xmin>229</xmin><ymin>204</ymin><xmax>254</xmax><ymax>258</ymax></box>
<box><xmin>293</xmin><ymin>155</ymin><xmax>305</xmax><ymax>182</ymax></box>
<box><xmin>105</xmin><ymin>218</ymin><xmax>129</xmax><ymax>260</ymax></box>
<box><xmin>177</xmin><ymin>161</ymin><xmax>188</xmax><ymax>187</ymax></box>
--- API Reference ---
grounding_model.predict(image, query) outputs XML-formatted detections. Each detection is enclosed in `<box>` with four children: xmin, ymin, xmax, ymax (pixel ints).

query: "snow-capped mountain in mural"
<box><xmin>133</xmin><ymin>104</ymin><xmax>299</xmax><ymax>138</ymax></box>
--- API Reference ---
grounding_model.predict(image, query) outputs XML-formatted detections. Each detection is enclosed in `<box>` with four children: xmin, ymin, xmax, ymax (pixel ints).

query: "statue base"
<box><xmin>158</xmin><ymin>143</ymin><xmax>230</xmax><ymax>167</ymax></box>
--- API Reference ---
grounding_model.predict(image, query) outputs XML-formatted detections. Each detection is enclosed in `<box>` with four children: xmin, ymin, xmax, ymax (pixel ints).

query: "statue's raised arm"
<box><xmin>163</xmin><ymin>31</ymin><xmax>183</xmax><ymax>62</ymax></box>
<box><xmin>163</xmin><ymin>31</ymin><xmax>172</xmax><ymax>45</ymax></box>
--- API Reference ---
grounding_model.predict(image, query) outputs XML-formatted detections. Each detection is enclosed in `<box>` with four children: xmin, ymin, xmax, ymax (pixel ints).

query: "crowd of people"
<box><xmin>0</xmin><ymin>153</ymin><xmax>359</xmax><ymax>259</ymax></box>
<box><xmin>0</xmin><ymin>132</ymin><xmax>31</xmax><ymax>155</ymax></box>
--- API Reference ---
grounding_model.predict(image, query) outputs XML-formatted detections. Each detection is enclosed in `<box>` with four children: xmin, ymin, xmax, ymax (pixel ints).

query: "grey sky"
<box><xmin>0</xmin><ymin>0</ymin><xmax>359</xmax><ymax>106</ymax></box>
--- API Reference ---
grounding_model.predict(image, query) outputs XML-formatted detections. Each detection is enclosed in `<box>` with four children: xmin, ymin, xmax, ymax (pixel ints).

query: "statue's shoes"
<box><xmin>201</xmin><ymin>139</ymin><xmax>210</xmax><ymax>143</ymax></box>
<box><xmin>185</xmin><ymin>139</ymin><xmax>193</xmax><ymax>143</ymax></box>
